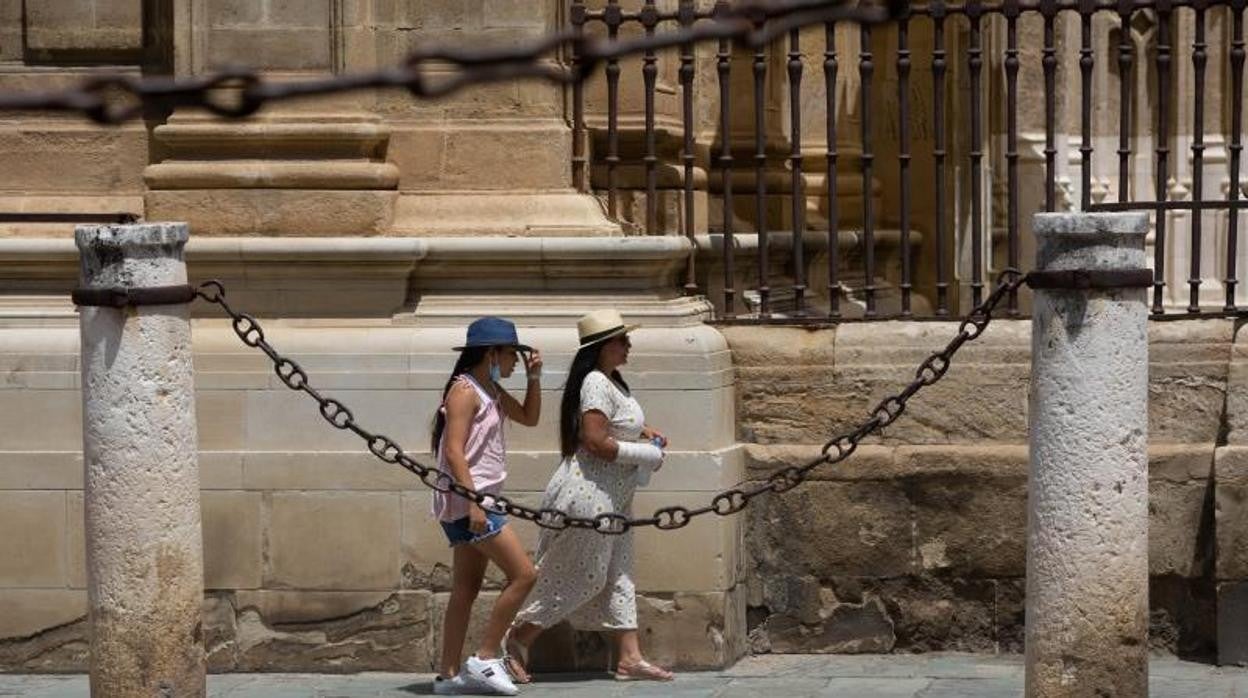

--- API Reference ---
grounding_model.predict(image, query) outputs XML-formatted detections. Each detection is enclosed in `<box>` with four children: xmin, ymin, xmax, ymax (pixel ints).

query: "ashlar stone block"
<box><xmin>0</xmin><ymin>491</ymin><xmax>67</xmax><ymax>587</ymax></box>
<box><xmin>747</xmin><ymin>480</ymin><xmax>914</xmax><ymax>581</ymax></box>
<box><xmin>0</xmin><ymin>589</ymin><xmax>87</xmax><ymax>639</ymax></box>
<box><xmin>227</xmin><ymin>590</ymin><xmax>434</xmax><ymax>672</ymax></box>
<box><xmin>265</xmin><ymin>492</ymin><xmax>400</xmax><ymax>591</ymax></box>
<box><xmin>203</xmin><ymin>491</ymin><xmax>263</xmax><ymax>590</ymax></box>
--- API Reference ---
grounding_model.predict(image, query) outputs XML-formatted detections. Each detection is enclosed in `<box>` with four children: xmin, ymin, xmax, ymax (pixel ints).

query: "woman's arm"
<box><xmin>498</xmin><ymin>351</ymin><xmax>543</xmax><ymax>426</ymax></box>
<box><xmin>640</xmin><ymin>425</ymin><xmax>668</xmax><ymax>448</ymax></box>
<box><xmin>442</xmin><ymin>381</ymin><xmax>489</xmax><ymax>532</ymax></box>
<box><xmin>577</xmin><ymin>373</ymin><xmax>662</xmax><ymax>467</ymax></box>
<box><xmin>581</xmin><ymin>411</ymin><xmax>664</xmax><ymax>469</ymax></box>
<box><xmin>579</xmin><ymin>410</ymin><xmax>618</xmax><ymax>460</ymax></box>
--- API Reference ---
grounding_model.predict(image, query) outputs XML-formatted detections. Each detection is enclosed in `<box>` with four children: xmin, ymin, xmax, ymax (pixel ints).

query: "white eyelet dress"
<box><xmin>515</xmin><ymin>370</ymin><xmax>644</xmax><ymax>631</ymax></box>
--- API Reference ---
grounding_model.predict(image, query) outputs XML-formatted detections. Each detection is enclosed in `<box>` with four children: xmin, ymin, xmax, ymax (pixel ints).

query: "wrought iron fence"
<box><xmin>572</xmin><ymin>0</ymin><xmax>1248</xmax><ymax>321</ymax></box>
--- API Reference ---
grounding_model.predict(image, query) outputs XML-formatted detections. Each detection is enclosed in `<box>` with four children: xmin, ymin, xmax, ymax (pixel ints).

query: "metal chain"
<box><xmin>194</xmin><ymin>268</ymin><xmax>1026</xmax><ymax>535</ymax></box>
<box><xmin>0</xmin><ymin>0</ymin><xmax>898</xmax><ymax>125</ymax></box>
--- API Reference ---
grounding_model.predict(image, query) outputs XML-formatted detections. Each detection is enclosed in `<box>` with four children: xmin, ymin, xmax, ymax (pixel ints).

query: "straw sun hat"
<box><xmin>576</xmin><ymin>309</ymin><xmax>640</xmax><ymax>348</ymax></box>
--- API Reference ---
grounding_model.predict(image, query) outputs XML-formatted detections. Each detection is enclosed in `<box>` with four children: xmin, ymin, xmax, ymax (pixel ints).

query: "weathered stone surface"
<box><xmin>1152</xmin><ymin>443</ymin><xmax>1217</xmax><ymax>482</ymax></box>
<box><xmin>751</xmin><ymin>577</ymin><xmax>895</xmax><ymax>654</ymax></box>
<box><xmin>1150</xmin><ymin>363</ymin><xmax>1229</xmax><ymax>444</ymax></box>
<box><xmin>747</xmin><ymin>481</ymin><xmax>914</xmax><ymax>580</ymax></box>
<box><xmin>747</xmin><ymin>576</ymin><xmax>1021</xmax><ymax>655</ymax></box>
<box><xmin>14</xmin><ymin>590</ymin><xmax>436</xmax><ymax>674</ymax></box>
<box><xmin>0</xmin><ymin>589</ymin><xmax>87</xmax><ymax>640</ymax></box>
<box><xmin>0</xmin><ymin>616</ymin><xmax>88</xmax><ymax>673</ymax></box>
<box><xmin>78</xmin><ymin>222</ymin><xmax>205</xmax><ymax>696</ymax></box>
<box><xmin>894</xmin><ymin>444</ymin><xmax>1029</xmax><ymax>477</ymax></box>
<box><xmin>635</xmin><ymin>591</ymin><xmax>746</xmax><ymax>670</ymax></box>
<box><xmin>994</xmin><ymin>579</ymin><xmax>1026</xmax><ymax>654</ymax></box>
<box><xmin>1216</xmin><ymin>447</ymin><xmax>1248</xmax><ymax>580</ymax></box>
<box><xmin>734</xmin><ymin>363</ymin><xmax>1030</xmax><ymax>445</ymax></box>
<box><xmin>144</xmin><ymin>190</ymin><xmax>397</xmax><ymax>236</ymax></box>
<box><xmin>202</xmin><ymin>594</ymin><xmax>238</xmax><ymax>673</ymax></box>
<box><xmin>0</xmin><ymin>127</ymin><xmax>147</xmax><ymax>198</ymax></box>
<box><xmin>718</xmin><ymin>327</ymin><xmax>837</xmax><ymax>368</ymax></box>
<box><xmin>1224</xmin><ymin>323</ymin><xmax>1248</xmax><ymax>443</ymax></box>
<box><xmin>1028</xmin><ymin>212</ymin><xmax>1151</xmax><ymax>697</ymax></box>
<box><xmin>1218</xmin><ymin>581</ymin><xmax>1248</xmax><ymax>666</ymax></box>
<box><xmin>729</xmin><ymin>322</ymin><xmax>1032</xmax><ymax>446</ymax></box>
<box><xmin>1151</xmin><ymin>321</ymin><xmax>1233</xmax><ymax>444</ymax></box>
<box><xmin>1150</xmin><ymin>577</ymin><xmax>1216</xmax><ymax>660</ymax></box>
<box><xmin>907</xmin><ymin>470</ymin><xmax>1027</xmax><ymax>578</ymax></box>
<box><xmin>1149</xmin><ymin>479</ymin><xmax>1214</xmax><ymax>578</ymax></box>
<box><xmin>219</xmin><ymin>591</ymin><xmax>434</xmax><ymax>672</ymax></box>
<box><xmin>864</xmin><ymin>577</ymin><xmax>1001</xmax><ymax>653</ymax></box>
<box><xmin>729</xmin><ymin>319</ymin><xmax>1234</xmax><ymax>449</ymax></box>
<box><xmin>743</xmin><ymin>443</ymin><xmax>897</xmax><ymax>481</ymax></box>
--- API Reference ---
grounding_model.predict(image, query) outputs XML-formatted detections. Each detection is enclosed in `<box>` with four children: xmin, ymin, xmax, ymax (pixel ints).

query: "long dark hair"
<box><xmin>560</xmin><ymin>339</ymin><xmax>629</xmax><ymax>457</ymax></box>
<box><xmin>431</xmin><ymin>346</ymin><xmax>490</xmax><ymax>454</ymax></box>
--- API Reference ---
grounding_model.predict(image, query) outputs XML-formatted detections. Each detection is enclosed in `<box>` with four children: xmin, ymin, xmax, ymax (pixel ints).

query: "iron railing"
<box><xmin>572</xmin><ymin>0</ymin><xmax>1248</xmax><ymax>320</ymax></box>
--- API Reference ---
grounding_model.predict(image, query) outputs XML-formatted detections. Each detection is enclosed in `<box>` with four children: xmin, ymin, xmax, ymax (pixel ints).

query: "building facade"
<box><xmin>1</xmin><ymin>0</ymin><xmax>1247</xmax><ymax>670</ymax></box>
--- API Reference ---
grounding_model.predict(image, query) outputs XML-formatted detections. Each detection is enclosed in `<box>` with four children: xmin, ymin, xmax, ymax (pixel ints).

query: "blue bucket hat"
<box><xmin>452</xmin><ymin>316</ymin><xmax>532</xmax><ymax>352</ymax></box>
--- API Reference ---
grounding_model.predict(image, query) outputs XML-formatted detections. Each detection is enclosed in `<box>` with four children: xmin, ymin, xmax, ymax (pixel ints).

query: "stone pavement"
<box><xmin>2</xmin><ymin>654</ymin><xmax>1246</xmax><ymax>697</ymax></box>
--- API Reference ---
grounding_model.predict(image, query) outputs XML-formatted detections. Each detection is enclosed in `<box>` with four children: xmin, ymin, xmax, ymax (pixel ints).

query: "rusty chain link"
<box><xmin>0</xmin><ymin>0</ymin><xmax>899</xmax><ymax>125</ymax></box>
<box><xmin>194</xmin><ymin>268</ymin><xmax>1027</xmax><ymax>535</ymax></box>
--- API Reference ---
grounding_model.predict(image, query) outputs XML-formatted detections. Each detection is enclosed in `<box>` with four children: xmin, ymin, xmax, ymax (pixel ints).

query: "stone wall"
<box><xmin>1</xmin><ymin>256</ymin><xmax>1242</xmax><ymax>669</ymax></box>
<box><xmin>724</xmin><ymin>320</ymin><xmax>1234</xmax><ymax>661</ymax></box>
<box><xmin>0</xmin><ymin>237</ymin><xmax>746</xmax><ymax>673</ymax></box>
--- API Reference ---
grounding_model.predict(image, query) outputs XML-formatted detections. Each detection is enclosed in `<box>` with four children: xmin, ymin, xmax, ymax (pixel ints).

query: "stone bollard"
<box><xmin>76</xmin><ymin>224</ymin><xmax>205</xmax><ymax>697</ymax></box>
<box><xmin>1025</xmin><ymin>212</ymin><xmax>1150</xmax><ymax>697</ymax></box>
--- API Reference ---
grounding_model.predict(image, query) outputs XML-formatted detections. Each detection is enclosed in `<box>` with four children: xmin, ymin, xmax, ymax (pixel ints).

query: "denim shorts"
<box><xmin>440</xmin><ymin>510</ymin><xmax>508</xmax><ymax>547</ymax></box>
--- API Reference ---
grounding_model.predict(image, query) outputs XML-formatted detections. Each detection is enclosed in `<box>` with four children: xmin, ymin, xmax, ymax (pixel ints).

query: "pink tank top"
<box><xmin>432</xmin><ymin>374</ymin><xmax>507</xmax><ymax>522</ymax></box>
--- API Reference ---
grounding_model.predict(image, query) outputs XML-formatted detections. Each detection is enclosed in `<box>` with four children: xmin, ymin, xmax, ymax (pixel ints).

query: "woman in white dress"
<box><xmin>503</xmin><ymin>309</ymin><xmax>674</xmax><ymax>683</ymax></box>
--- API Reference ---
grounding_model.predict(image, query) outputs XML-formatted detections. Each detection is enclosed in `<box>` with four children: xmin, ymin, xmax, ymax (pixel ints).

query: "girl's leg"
<box><xmin>439</xmin><ymin>543</ymin><xmax>489</xmax><ymax>678</ymax></box>
<box><xmin>470</xmin><ymin>526</ymin><xmax>538</xmax><ymax>659</ymax></box>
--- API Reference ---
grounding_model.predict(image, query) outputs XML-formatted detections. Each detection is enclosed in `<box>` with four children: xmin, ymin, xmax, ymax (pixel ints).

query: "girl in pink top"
<box><xmin>430</xmin><ymin>317</ymin><xmax>541</xmax><ymax>696</ymax></box>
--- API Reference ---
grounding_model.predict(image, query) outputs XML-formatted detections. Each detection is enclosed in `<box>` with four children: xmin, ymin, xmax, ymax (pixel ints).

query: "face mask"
<box><xmin>489</xmin><ymin>357</ymin><xmax>501</xmax><ymax>383</ymax></box>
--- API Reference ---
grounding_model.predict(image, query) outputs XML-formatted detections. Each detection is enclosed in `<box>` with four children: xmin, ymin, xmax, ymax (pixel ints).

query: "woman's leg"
<box><xmin>470</xmin><ymin>526</ymin><xmax>538</xmax><ymax>659</ymax></box>
<box><xmin>613</xmin><ymin>629</ymin><xmax>673</xmax><ymax>680</ymax></box>
<box><xmin>510</xmin><ymin>620</ymin><xmax>543</xmax><ymax>647</ymax></box>
<box><xmin>616</xmin><ymin>629</ymin><xmax>644</xmax><ymax>666</ymax></box>
<box><xmin>439</xmin><ymin>543</ymin><xmax>488</xmax><ymax>678</ymax></box>
<box><xmin>507</xmin><ymin>527</ymin><xmax>614</xmax><ymax>676</ymax></box>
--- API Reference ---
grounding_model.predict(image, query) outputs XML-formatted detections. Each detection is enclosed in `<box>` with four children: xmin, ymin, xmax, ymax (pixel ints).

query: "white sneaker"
<box><xmin>433</xmin><ymin>673</ymin><xmax>468</xmax><ymax>695</ymax></box>
<box><xmin>462</xmin><ymin>655</ymin><xmax>520</xmax><ymax>696</ymax></box>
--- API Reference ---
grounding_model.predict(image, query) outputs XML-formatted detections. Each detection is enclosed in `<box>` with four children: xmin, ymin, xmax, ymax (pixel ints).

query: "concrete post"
<box><xmin>1025</xmin><ymin>212</ymin><xmax>1150</xmax><ymax>697</ymax></box>
<box><xmin>76</xmin><ymin>224</ymin><xmax>204</xmax><ymax>697</ymax></box>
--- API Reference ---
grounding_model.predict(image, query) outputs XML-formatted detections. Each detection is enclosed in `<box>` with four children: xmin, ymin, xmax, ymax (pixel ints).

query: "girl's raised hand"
<box><xmin>525</xmin><ymin>349</ymin><xmax>543</xmax><ymax>380</ymax></box>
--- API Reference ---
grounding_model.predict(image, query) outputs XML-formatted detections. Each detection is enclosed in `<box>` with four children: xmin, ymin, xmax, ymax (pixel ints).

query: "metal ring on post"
<box><xmin>1025</xmin><ymin>268</ymin><xmax>1154</xmax><ymax>290</ymax></box>
<box><xmin>72</xmin><ymin>284</ymin><xmax>197</xmax><ymax>307</ymax></box>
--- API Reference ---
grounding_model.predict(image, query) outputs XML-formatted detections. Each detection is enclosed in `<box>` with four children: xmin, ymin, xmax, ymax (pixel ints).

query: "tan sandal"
<box><xmin>502</xmin><ymin>631</ymin><xmax>531</xmax><ymax>684</ymax></box>
<box><xmin>614</xmin><ymin>659</ymin><xmax>674</xmax><ymax>682</ymax></box>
